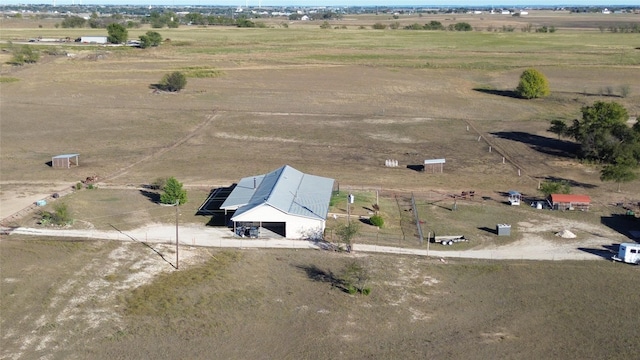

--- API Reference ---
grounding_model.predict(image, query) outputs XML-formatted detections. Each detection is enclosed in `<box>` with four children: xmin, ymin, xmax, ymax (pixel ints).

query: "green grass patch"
<box><xmin>125</xmin><ymin>251</ymin><xmax>242</xmax><ymax>317</ymax></box>
<box><xmin>0</xmin><ymin>77</ymin><xmax>20</xmax><ymax>83</ymax></box>
<box><xmin>180</xmin><ymin>66</ymin><xmax>223</xmax><ymax>78</ymax></box>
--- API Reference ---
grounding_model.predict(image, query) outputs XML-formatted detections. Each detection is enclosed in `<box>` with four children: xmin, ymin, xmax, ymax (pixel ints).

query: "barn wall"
<box><xmin>52</xmin><ymin>158</ymin><xmax>68</xmax><ymax>168</ymax></box>
<box><xmin>286</xmin><ymin>217</ymin><xmax>325</xmax><ymax>240</ymax></box>
<box><xmin>232</xmin><ymin>205</ymin><xmax>326</xmax><ymax>239</ymax></box>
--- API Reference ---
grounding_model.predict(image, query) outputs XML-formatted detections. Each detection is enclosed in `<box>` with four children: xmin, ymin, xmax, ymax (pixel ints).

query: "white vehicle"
<box><xmin>612</xmin><ymin>243</ymin><xmax>640</xmax><ymax>265</ymax></box>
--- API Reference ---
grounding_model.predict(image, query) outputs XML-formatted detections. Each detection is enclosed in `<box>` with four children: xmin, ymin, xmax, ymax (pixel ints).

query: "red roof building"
<box><xmin>549</xmin><ymin>194</ymin><xmax>591</xmax><ymax>211</ymax></box>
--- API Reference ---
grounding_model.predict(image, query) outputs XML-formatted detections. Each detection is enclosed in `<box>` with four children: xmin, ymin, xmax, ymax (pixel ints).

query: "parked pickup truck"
<box><xmin>434</xmin><ymin>235</ymin><xmax>468</xmax><ymax>245</ymax></box>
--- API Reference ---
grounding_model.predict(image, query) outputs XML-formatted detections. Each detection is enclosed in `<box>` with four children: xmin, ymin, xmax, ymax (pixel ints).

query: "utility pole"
<box><xmin>175</xmin><ymin>200</ymin><xmax>179</xmax><ymax>269</ymax></box>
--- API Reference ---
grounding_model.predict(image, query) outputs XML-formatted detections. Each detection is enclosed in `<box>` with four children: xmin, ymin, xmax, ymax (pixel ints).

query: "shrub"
<box><xmin>619</xmin><ymin>84</ymin><xmax>631</xmax><ymax>98</ymax></box>
<box><xmin>8</xmin><ymin>45</ymin><xmax>39</xmax><ymax>65</ymax></box>
<box><xmin>515</xmin><ymin>68</ymin><xmax>550</xmax><ymax>99</ymax></box>
<box><xmin>158</xmin><ymin>71</ymin><xmax>187</xmax><ymax>92</ymax></box>
<box><xmin>369</xmin><ymin>214</ymin><xmax>384</xmax><ymax>228</ymax></box>
<box><xmin>404</xmin><ymin>23</ymin><xmax>423</xmax><ymax>30</ymax></box>
<box><xmin>372</xmin><ymin>22</ymin><xmax>387</xmax><ymax>30</ymax></box>
<box><xmin>41</xmin><ymin>203</ymin><xmax>73</xmax><ymax>226</ymax></box>
<box><xmin>361</xmin><ymin>287</ymin><xmax>371</xmax><ymax>296</ymax></box>
<box><xmin>151</xmin><ymin>177</ymin><xmax>168</xmax><ymax>190</ymax></box>
<box><xmin>453</xmin><ymin>22</ymin><xmax>472</xmax><ymax>31</ymax></box>
<box><xmin>75</xmin><ymin>182</ymin><xmax>83</xmax><ymax>190</ymax></box>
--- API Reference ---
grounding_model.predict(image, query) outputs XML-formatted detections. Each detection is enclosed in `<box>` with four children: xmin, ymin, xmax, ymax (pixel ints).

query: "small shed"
<box><xmin>507</xmin><ymin>190</ymin><xmax>522</xmax><ymax>206</ymax></box>
<box><xmin>52</xmin><ymin>154</ymin><xmax>79</xmax><ymax>168</ymax></box>
<box><xmin>549</xmin><ymin>194</ymin><xmax>591</xmax><ymax>211</ymax></box>
<box><xmin>496</xmin><ymin>224</ymin><xmax>511</xmax><ymax>236</ymax></box>
<box><xmin>424</xmin><ymin>158</ymin><xmax>445</xmax><ymax>173</ymax></box>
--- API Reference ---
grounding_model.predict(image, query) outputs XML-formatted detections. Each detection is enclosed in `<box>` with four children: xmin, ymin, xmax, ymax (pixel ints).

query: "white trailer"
<box><xmin>435</xmin><ymin>235</ymin><xmax>468</xmax><ymax>246</ymax></box>
<box><xmin>612</xmin><ymin>243</ymin><xmax>640</xmax><ymax>265</ymax></box>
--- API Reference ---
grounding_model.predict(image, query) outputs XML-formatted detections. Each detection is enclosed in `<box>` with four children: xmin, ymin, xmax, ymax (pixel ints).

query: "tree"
<box><xmin>600</xmin><ymin>158</ymin><xmax>638</xmax><ymax>192</ymax></box>
<box><xmin>158</xmin><ymin>71</ymin><xmax>187</xmax><ymax>92</ymax></box>
<box><xmin>139</xmin><ymin>31</ymin><xmax>162</xmax><ymax>48</ymax></box>
<box><xmin>160</xmin><ymin>177</ymin><xmax>187</xmax><ymax>205</ymax></box>
<box><xmin>515</xmin><ymin>68</ymin><xmax>550</xmax><ymax>99</ymax></box>
<box><xmin>335</xmin><ymin>221</ymin><xmax>359</xmax><ymax>253</ymax></box>
<box><xmin>568</xmin><ymin>101</ymin><xmax>631</xmax><ymax>162</ymax></box>
<box><xmin>547</xmin><ymin>119</ymin><xmax>568</xmax><ymax>138</ymax></box>
<box><xmin>539</xmin><ymin>180</ymin><xmax>571</xmax><ymax>197</ymax></box>
<box><xmin>107</xmin><ymin>23</ymin><xmax>128</xmax><ymax>44</ymax></box>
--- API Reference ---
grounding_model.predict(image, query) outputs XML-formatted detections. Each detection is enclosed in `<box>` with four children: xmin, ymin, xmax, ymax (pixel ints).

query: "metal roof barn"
<box><xmin>221</xmin><ymin>165</ymin><xmax>334</xmax><ymax>239</ymax></box>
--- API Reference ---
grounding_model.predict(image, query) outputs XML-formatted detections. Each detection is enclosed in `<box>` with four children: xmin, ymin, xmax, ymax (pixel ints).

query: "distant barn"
<box><xmin>52</xmin><ymin>154</ymin><xmax>79</xmax><ymax>169</ymax></box>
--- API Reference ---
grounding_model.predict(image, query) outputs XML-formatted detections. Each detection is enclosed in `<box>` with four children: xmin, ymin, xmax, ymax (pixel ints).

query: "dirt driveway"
<box><xmin>6</xmin><ymin>218</ymin><xmax>624</xmax><ymax>261</ymax></box>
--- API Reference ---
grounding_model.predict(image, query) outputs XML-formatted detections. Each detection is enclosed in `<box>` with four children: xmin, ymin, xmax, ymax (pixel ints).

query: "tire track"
<box><xmin>1</xmin><ymin>111</ymin><xmax>218</xmax><ymax>226</ymax></box>
<box><xmin>103</xmin><ymin>110</ymin><xmax>219</xmax><ymax>182</ymax></box>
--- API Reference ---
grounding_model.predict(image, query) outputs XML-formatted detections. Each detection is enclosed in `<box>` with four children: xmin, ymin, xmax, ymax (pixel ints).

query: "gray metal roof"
<box><xmin>52</xmin><ymin>154</ymin><xmax>79</xmax><ymax>159</ymax></box>
<box><xmin>424</xmin><ymin>158</ymin><xmax>445</xmax><ymax>165</ymax></box>
<box><xmin>221</xmin><ymin>165</ymin><xmax>334</xmax><ymax>220</ymax></box>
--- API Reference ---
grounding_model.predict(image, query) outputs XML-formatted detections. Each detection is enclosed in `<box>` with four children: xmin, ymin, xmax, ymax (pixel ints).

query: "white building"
<box><xmin>221</xmin><ymin>165</ymin><xmax>334</xmax><ymax>240</ymax></box>
<box><xmin>80</xmin><ymin>36</ymin><xmax>108</xmax><ymax>44</ymax></box>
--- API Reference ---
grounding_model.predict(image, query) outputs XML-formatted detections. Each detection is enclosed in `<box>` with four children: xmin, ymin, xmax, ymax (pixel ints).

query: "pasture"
<box><xmin>1</xmin><ymin>11</ymin><xmax>640</xmax><ymax>359</ymax></box>
<box><xmin>2</xmin><ymin>239</ymin><xmax>640</xmax><ymax>359</ymax></box>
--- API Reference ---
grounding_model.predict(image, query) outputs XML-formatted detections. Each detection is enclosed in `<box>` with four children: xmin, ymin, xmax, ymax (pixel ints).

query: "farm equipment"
<box><xmin>434</xmin><ymin>235</ymin><xmax>468</xmax><ymax>245</ymax></box>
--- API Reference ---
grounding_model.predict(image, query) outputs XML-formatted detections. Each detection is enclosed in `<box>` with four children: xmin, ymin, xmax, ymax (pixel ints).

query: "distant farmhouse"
<box><xmin>221</xmin><ymin>165</ymin><xmax>334</xmax><ymax>239</ymax></box>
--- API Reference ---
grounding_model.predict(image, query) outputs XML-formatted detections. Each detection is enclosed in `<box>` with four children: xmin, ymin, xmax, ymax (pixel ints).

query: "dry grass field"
<box><xmin>1</xmin><ymin>239</ymin><xmax>639</xmax><ymax>359</ymax></box>
<box><xmin>1</xmin><ymin>12</ymin><xmax>640</xmax><ymax>359</ymax></box>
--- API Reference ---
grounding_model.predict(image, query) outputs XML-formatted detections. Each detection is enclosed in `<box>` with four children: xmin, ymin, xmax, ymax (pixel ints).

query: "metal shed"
<box><xmin>549</xmin><ymin>194</ymin><xmax>591</xmax><ymax>211</ymax></box>
<box><xmin>424</xmin><ymin>158</ymin><xmax>445</xmax><ymax>173</ymax></box>
<box><xmin>52</xmin><ymin>154</ymin><xmax>79</xmax><ymax>168</ymax></box>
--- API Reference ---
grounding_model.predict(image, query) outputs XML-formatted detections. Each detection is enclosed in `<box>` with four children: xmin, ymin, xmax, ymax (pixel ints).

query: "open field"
<box><xmin>1</xmin><ymin>239</ymin><xmax>639</xmax><ymax>359</ymax></box>
<box><xmin>1</xmin><ymin>12</ymin><xmax>640</xmax><ymax>359</ymax></box>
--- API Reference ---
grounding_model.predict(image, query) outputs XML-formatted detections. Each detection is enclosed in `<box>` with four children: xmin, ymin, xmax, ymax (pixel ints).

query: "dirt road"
<box><xmin>5</xmin><ymin>224</ymin><xmax>619</xmax><ymax>261</ymax></box>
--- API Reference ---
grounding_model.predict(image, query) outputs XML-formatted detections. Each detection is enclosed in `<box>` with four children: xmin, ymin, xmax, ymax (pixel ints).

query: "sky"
<box><xmin>2</xmin><ymin>0</ymin><xmax>633</xmax><ymax>6</ymax></box>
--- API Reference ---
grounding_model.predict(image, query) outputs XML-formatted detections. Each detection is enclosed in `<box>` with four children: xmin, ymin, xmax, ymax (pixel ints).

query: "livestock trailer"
<box><xmin>612</xmin><ymin>243</ymin><xmax>640</xmax><ymax>265</ymax></box>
